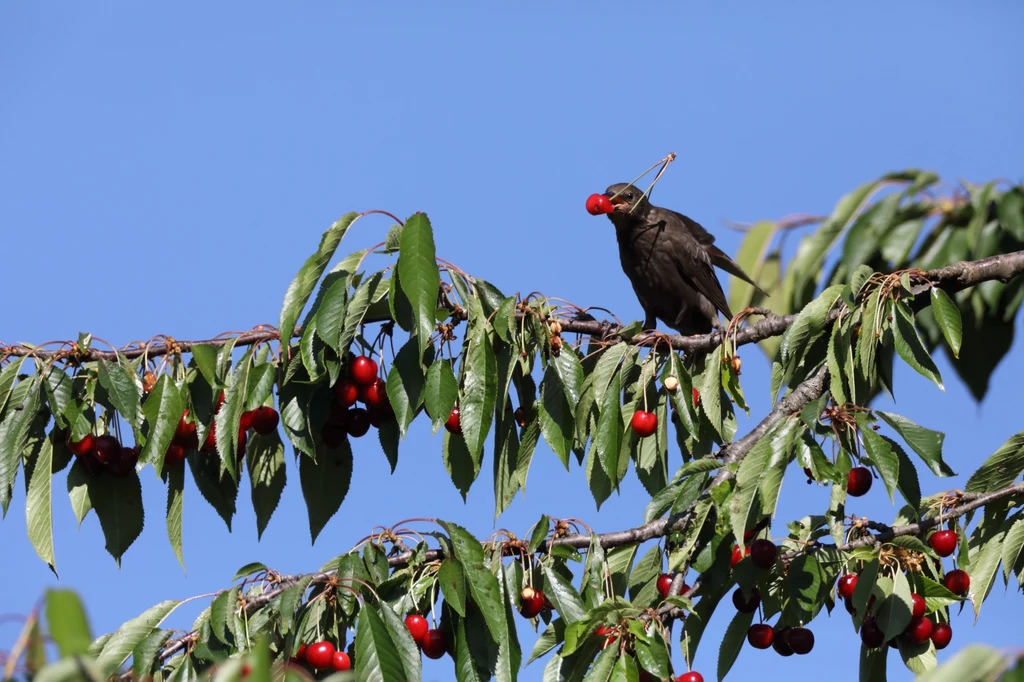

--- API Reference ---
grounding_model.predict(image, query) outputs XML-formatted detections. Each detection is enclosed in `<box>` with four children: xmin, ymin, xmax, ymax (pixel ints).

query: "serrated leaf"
<box><xmin>278</xmin><ymin>212</ymin><xmax>358</xmax><ymax>357</ymax></box>
<box><xmin>339</xmin><ymin>272</ymin><xmax>388</xmax><ymax>355</ymax></box>
<box><xmin>542</xmin><ymin>565</ymin><xmax>587</xmax><ymax>625</ymax></box>
<box><xmin>45</xmin><ymin>589</ymin><xmax>92</xmax><ymax>658</ymax></box>
<box><xmin>425</xmin><ymin>361</ymin><xmax>459</xmax><ymax>434</ymax></box>
<box><xmin>964</xmin><ymin>430</ymin><xmax>1024</xmax><ymax>493</ymax></box>
<box><xmin>892</xmin><ymin>301</ymin><xmax>944</xmax><ymax>390</ymax></box>
<box><xmin>25</xmin><ymin>431</ymin><xmax>55</xmax><ymax>573</ymax></box>
<box><xmin>398</xmin><ymin>213</ymin><xmax>440</xmax><ymax>357</ymax></box>
<box><xmin>142</xmin><ymin>376</ymin><xmax>185</xmax><ymax>476</ymax></box>
<box><xmin>299</xmin><ymin>440</ymin><xmax>352</xmax><ymax>544</ymax></box>
<box><xmin>877</xmin><ymin>570</ymin><xmax>913</xmax><ymax>641</ymax></box>
<box><xmin>166</xmin><ymin>463</ymin><xmax>185</xmax><ymax>571</ymax></box>
<box><xmin>461</xmin><ymin>327</ymin><xmax>497</xmax><ymax>464</ymax></box>
<box><xmin>95</xmin><ymin>600</ymin><xmax>182</xmax><ymax>677</ymax></box>
<box><xmin>386</xmin><ymin>339</ymin><xmax>427</xmax><ymax>438</ymax></box>
<box><xmin>98</xmin><ymin>356</ymin><xmax>141</xmax><ymax>430</ymax></box>
<box><xmin>0</xmin><ymin>375</ymin><xmax>42</xmax><ymax>516</ymax></box>
<box><xmin>247</xmin><ymin>433</ymin><xmax>286</xmax><ymax>541</ymax></box>
<box><xmin>860</xmin><ymin>418</ymin><xmax>899</xmax><ymax>504</ymax></box>
<box><xmin>187</xmin><ymin>451</ymin><xmax>238</xmax><ymax>530</ymax></box>
<box><xmin>0</xmin><ymin>358</ymin><xmax>25</xmax><ymax>416</ymax></box>
<box><xmin>717</xmin><ymin>609</ymin><xmax>754</xmax><ymax>682</ymax></box>
<box><xmin>438</xmin><ymin>559</ymin><xmax>468</xmax><ymax>617</ymax></box>
<box><xmin>312</xmin><ymin>277</ymin><xmax>349</xmax><ymax>351</ymax></box>
<box><xmin>89</xmin><ymin>471</ymin><xmax>145</xmax><ymax>567</ymax></box>
<box><xmin>779</xmin><ymin>284</ymin><xmax>845</xmax><ymax>368</ymax></box>
<box><xmin>441</xmin><ymin>521</ymin><xmax>506</xmax><ymax>641</ymax></box>
<box><xmin>1001</xmin><ymin>516</ymin><xmax>1024</xmax><ymax>584</ymax></box>
<box><xmin>495</xmin><ymin>563</ymin><xmax>523</xmax><ymax>682</ymax></box>
<box><xmin>538</xmin><ymin>364</ymin><xmax>573</xmax><ymax>468</ymax></box>
<box><xmin>729</xmin><ymin>421</ymin><xmax>782</xmax><ymax>546</ymax></box>
<box><xmin>915</xmin><ymin>645</ymin><xmax>1009</xmax><ymax>682</ymax></box>
<box><xmin>876</xmin><ymin>411</ymin><xmax>954</xmax><ymax>478</ymax></box>
<box><xmin>929</xmin><ymin>287</ymin><xmax>962</xmax><ymax>358</ymax></box>
<box><xmin>595</xmin><ymin>371</ymin><xmax>623</xmax><ymax>483</ymax></box>
<box><xmin>355</xmin><ymin>604</ymin><xmax>408</xmax><ymax>682</ymax></box>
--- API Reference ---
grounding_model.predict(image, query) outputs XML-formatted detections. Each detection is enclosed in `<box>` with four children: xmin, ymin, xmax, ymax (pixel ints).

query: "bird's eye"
<box><xmin>625</xmin><ymin>192</ymin><xmax>634</xmax><ymax>200</ymax></box>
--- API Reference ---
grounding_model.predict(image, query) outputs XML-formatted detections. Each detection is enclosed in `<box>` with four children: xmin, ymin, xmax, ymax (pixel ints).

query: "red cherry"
<box><xmin>331</xmin><ymin>651</ymin><xmax>351</xmax><ymax>671</ymax></box>
<box><xmin>295</xmin><ymin>644</ymin><xmax>308</xmax><ymax>661</ymax></box>
<box><xmin>910</xmin><ymin>593</ymin><xmax>926</xmax><ymax>621</ymax></box>
<box><xmin>631</xmin><ymin>410</ymin><xmax>658</xmax><ymax>438</ymax></box>
<box><xmin>216</xmin><ymin>390</ymin><xmax>226</xmax><ymax>411</ymax></box>
<box><xmin>847</xmin><ymin>467</ymin><xmax>872</xmax><ymax>496</ymax></box>
<box><xmin>360</xmin><ymin>378</ymin><xmax>389</xmax><ymax>409</ymax></box>
<box><xmin>944</xmin><ymin>569</ymin><xmax>970</xmax><ymax>596</ymax></box>
<box><xmin>305</xmin><ymin>641</ymin><xmax>335</xmax><ymax>669</ymax></box>
<box><xmin>787</xmin><ymin>627</ymin><xmax>814</xmax><ymax>655</ymax></box>
<box><xmin>732</xmin><ymin>587</ymin><xmax>760</xmax><ymax>613</ymax></box>
<box><xmin>593</xmin><ymin>625</ymin><xmax>612</xmax><ymax>637</ymax></box>
<box><xmin>351</xmin><ymin>356</ymin><xmax>378</xmax><ymax>386</ymax></box>
<box><xmin>904</xmin><ymin>617</ymin><xmax>932</xmax><ymax>644</ymax></box>
<box><xmin>201</xmin><ymin>422</ymin><xmax>218</xmax><ymax>453</ymax></box>
<box><xmin>656</xmin><ymin>574</ymin><xmax>674</xmax><ymax>599</ymax></box>
<box><xmin>931</xmin><ymin>622</ymin><xmax>952</xmax><ymax>650</ymax></box>
<box><xmin>585</xmin><ymin>193</ymin><xmax>615</xmax><ymax>216</ymax></box>
<box><xmin>803</xmin><ymin>467</ymin><xmax>814</xmax><ymax>481</ymax></box>
<box><xmin>421</xmin><ymin>629</ymin><xmax>448</xmax><ymax>659</ymax></box>
<box><xmin>837</xmin><ymin>573</ymin><xmax>858</xmax><ymax>600</ymax></box>
<box><xmin>514</xmin><ymin>407</ymin><xmax>527</xmax><ymax>427</ymax></box>
<box><xmin>67</xmin><ymin>434</ymin><xmax>95</xmax><ymax>457</ymax></box>
<box><xmin>750</xmin><ymin>539</ymin><xmax>778</xmax><ymax>569</ymax></box>
<box><xmin>321</xmin><ymin>423</ymin><xmax>347</xmax><ymax>448</ymax></box>
<box><xmin>92</xmin><ymin>435</ymin><xmax>120</xmax><ymax>464</ymax></box>
<box><xmin>445</xmin><ymin>407</ymin><xmax>462</xmax><ymax>434</ymax></box>
<box><xmin>236</xmin><ymin>427</ymin><xmax>248</xmax><ymax>460</ymax></box>
<box><xmin>346</xmin><ymin>407</ymin><xmax>371</xmax><ymax>437</ymax></box>
<box><xmin>404</xmin><ymin>614</ymin><xmax>429</xmax><ymax>645</ymax></box>
<box><xmin>519</xmin><ymin>587</ymin><xmax>545</xmax><ymax>619</ymax></box>
<box><xmin>772</xmin><ymin>627</ymin><xmax>794</xmax><ymax>657</ymax></box>
<box><xmin>730</xmin><ymin>544</ymin><xmax>751</xmax><ymax>568</ymax></box>
<box><xmin>164</xmin><ymin>442</ymin><xmax>187</xmax><ymax>466</ymax></box>
<box><xmin>691</xmin><ymin>387</ymin><xmax>700</xmax><ymax>407</ymax></box>
<box><xmin>333</xmin><ymin>379</ymin><xmax>359</xmax><ymax>408</ymax></box>
<box><xmin>860</xmin><ymin>618</ymin><xmax>885</xmax><ymax>648</ymax></box>
<box><xmin>109</xmin><ymin>445</ymin><xmax>139</xmax><ymax>477</ymax></box>
<box><xmin>239</xmin><ymin>410</ymin><xmax>254</xmax><ymax>432</ymax></box>
<box><xmin>676</xmin><ymin>673</ymin><xmax>705</xmax><ymax>682</ymax></box>
<box><xmin>929</xmin><ymin>529</ymin><xmax>957</xmax><ymax>557</ymax></box>
<box><xmin>250</xmin><ymin>406</ymin><xmax>280</xmax><ymax>435</ymax></box>
<box><xmin>175</xmin><ymin>410</ymin><xmax>197</xmax><ymax>439</ymax></box>
<box><xmin>747</xmin><ymin>623</ymin><xmax>774</xmax><ymax>649</ymax></box>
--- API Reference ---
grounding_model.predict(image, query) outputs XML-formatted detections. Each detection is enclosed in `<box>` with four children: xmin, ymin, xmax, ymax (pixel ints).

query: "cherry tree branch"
<box><xmin>8</xmin><ymin>250</ymin><xmax>1024</xmax><ymax>365</ymax></box>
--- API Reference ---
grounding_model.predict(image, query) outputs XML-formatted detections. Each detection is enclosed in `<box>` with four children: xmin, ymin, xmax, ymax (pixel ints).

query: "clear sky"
<box><xmin>2</xmin><ymin>3</ymin><xmax>1023</xmax><ymax>681</ymax></box>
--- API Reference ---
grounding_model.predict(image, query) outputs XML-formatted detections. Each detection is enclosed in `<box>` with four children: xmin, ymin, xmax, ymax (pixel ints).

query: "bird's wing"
<box><xmin>672</xmin><ymin>234</ymin><xmax>734</xmax><ymax>320</ymax></box>
<box><xmin>663</xmin><ymin>207</ymin><xmax>769</xmax><ymax>298</ymax></box>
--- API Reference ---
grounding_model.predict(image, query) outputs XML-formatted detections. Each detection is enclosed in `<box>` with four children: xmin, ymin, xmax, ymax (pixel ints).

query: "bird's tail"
<box><xmin>707</xmin><ymin>245</ymin><xmax>769</xmax><ymax>298</ymax></box>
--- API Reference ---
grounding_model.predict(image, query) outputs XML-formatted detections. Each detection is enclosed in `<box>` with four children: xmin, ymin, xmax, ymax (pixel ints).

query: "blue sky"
<box><xmin>2</xmin><ymin>3</ymin><xmax>1023</xmax><ymax>681</ymax></box>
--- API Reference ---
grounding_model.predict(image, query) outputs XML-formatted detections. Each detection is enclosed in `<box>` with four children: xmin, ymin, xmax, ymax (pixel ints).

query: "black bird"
<box><xmin>603</xmin><ymin>182</ymin><xmax>766</xmax><ymax>336</ymax></box>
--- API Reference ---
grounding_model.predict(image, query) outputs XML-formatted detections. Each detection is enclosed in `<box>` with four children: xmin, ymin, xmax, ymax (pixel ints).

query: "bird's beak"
<box><xmin>607</xmin><ymin>194</ymin><xmax>628</xmax><ymax>211</ymax></box>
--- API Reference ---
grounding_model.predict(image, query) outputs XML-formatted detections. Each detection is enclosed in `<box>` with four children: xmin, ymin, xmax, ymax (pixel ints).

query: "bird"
<box><xmin>602</xmin><ymin>182</ymin><xmax>766</xmax><ymax>336</ymax></box>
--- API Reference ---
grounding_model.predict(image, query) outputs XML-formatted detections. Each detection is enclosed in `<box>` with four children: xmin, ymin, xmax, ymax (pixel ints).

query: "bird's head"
<box><xmin>604</xmin><ymin>183</ymin><xmax>651</xmax><ymax>217</ymax></box>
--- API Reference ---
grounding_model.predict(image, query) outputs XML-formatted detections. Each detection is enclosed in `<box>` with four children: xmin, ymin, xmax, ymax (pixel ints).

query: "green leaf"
<box><xmin>132</xmin><ymin>629</ymin><xmax>173</xmax><ymax>679</ymax></box>
<box><xmin>142</xmin><ymin>376</ymin><xmax>185</xmax><ymax>476</ymax></box>
<box><xmin>580</xmin><ymin>640</ymin><xmax>618</xmax><ymax>681</ymax></box>
<box><xmin>25</xmin><ymin>431</ymin><xmax>55</xmax><ymax>573</ymax></box>
<box><xmin>386</xmin><ymin>339</ymin><xmax>427</xmax><ymax>438</ymax></box>
<box><xmin>552</xmin><ymin>345</ymin><xmax>584</xmax><ymax>412</ymax></box>
<box><xmin>595</xmin><ymin>371</ymin><xmax>623</xmax><ymax>483</ymax></box>
<box><xmin>860</xmin><ymin>418</ymin><xmax>899</xmax><ymax>504</ymax></box>
<box><xmin>0</xmin><ymin>375</ymin><xmax>42</xmax><ymax>516</ymax></box>
<box><xmin>892</xmin><ymin>301</ymin><xmax>944</xmax><ymax>390</ymax></box>
<box><xmin>45</xmin><ymin>588</ymin><xmax>93</xmax><ymax>657</ymax></box>
<box><xmin>190</xmin><ymin>346</ymin><xmax>220</xmax><ymax>388</ymax></box>
<box><xmin>425</xmin><ymin>361</ymin><xmax>459</xmax><ymax>434</ymax></box>
<box><xmin>1001</xmin><ymin>516</ymin><xmax>1024</xmax><ymax>584</ymax></box>
<box><xmin>461</xmin><ymin>327</ymin><xmax>498</xmax><ymax>464</ymax></box>
<box><xmin>444</xmin><ymin>427</ymin><xmax>479</xmax><ymax>500</ymax></box>
<box><xmin>89</xmin><ymin>471</ymin><xmax>145</xmax><ymax>567</ymax></box>
<box><xmin>876</xmin><ymin>411</ymin><xmax>954</xmax><ymax>478</ymax></box>
<box><xmin>312</xmin><ymin>277</ymin><xmax>349</xmax><ymax>351</ymax></box>
<box><xmin>339</xmin><ymin>272</ymin><xmax>388</xmax><ymax>356</ymax></box>
<box><xmin>915</xmin><ymin>645</ymin><xmax>1009</xmax><ymax>682</ymax></box>
<box><xmin>729</xmin><ymin>421</ymin><xmax>783</xmax><ymax>546</ymax></box>
<box><xmin>965</xmin><ymin>430</ymin><xmax>1024</xmax><ymax>493</ymax></box>
<box><xmin>355</xmin><ymin>604</ymin><xmax>409</xmax><ymax>682</ymax></box>
<box><xmin>95</xmin><ymin>600</ymin><xmax>182</xmax><ymax>677</ymax></box>
<box><xmin>728</xmin><ymin>220</ymin><xmax>777</xmax><ymax>313</ymax></box>
<box><xmin>398</xmin><ymin>213</ymin><xmax>441</xmax><ymax>357</ymax></box>
<box><xmin>299</xmin><ymin>440</ymin><xmax>353</xmax><ymax>544</ymax></box>
<box><xmin>783</xmin><ymin>554</ymin><xmax>824</xmax><ymax>625</ymax></box>
<box><xmin>166</xmin><ymin>463</ymin><xmax>185</xmax><ymax>571</ymax></box>
<box><xmin>0</xmin><ymin>358</ymin><xmax>25</xmax><ymax>416</ymax></box>
<box><xmin>278</xmin><ymin>212</ymin><xmax>358</xmax><ymax>356</ymax></box>
<box><xmin>187</xmin><ymin>451</ymin><xmax>238</xmax><ymax>531</ymax></box>
<box><xmin>542</xmin><ymin>565</ymin><xmax>587</xmax><ymax>625</ymax></box>
<box><xmin>876</xmin><ymin>570</ymin><xmax>913</xmax><ymax>641</ymax></box>
<box><xmin>780</xmin><ymin>284</ymin><xmax>845</xmax><ymax>369</ymax></box>
<box><xmin>852</xmin><ymin>557</ymin><xmax>880</xmax><ymax>616</ymax></box>
<box><xmin>98</xmin><ymin>355</ymin><xmax>141</xmax><ymax>430</ymax></box>
<box><xmin>538</xmin><ymin>363</ymin><xmax>574</xmax><ymax>468</ymax></box>
<box><xmin>494</xmin><ymin>564</ymin><xmax>523</xmax><ymax>682</ymax></box>
<box><xmin>698</xmin><ymin>344</ymin><xmax>725</xmax><ymax>438</ymax></box>
<box><xmin>492</xmin><ymin>400</ymin><xmax>521</xmax><ymax>519</ymax></box>
<box><xmin>215</xmin><ymin>348</ymin><xmax>255</xmax><ymax>480</ymax></box>
<box><xmin>717</xmin><ymin>609</ymin><xmax>755</xmax><ymax>682</ymax></box>
<box><xmin>929</xmin><ymin>288</ymin><xmax>962</xmax><ymax>358</ymax></box>
<box><xmin>438</xmin><ymin>559</ymin><xmax>468</xmax><ymax>617</ymax></box>
<box><xmin>247</xmin><ymin>433</ymin><xmax>286</xmax><ymax>541</ymax></box>
<box><xmin>440</xmin><ymin>522</ymin><xmax>506</xmax><ymax>642</ymax></box>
